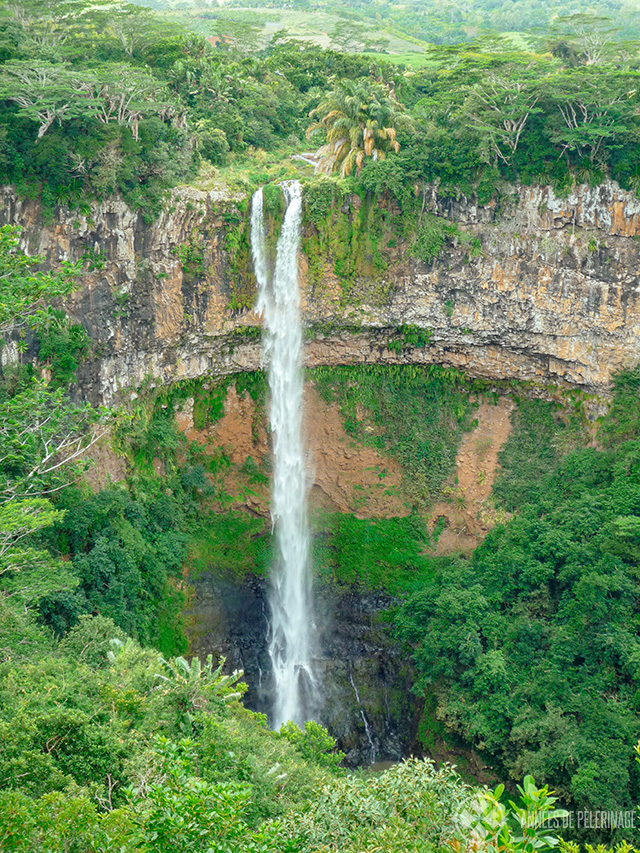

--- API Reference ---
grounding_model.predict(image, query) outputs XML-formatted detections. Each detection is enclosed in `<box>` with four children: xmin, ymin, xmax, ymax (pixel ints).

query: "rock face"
<box><xmin>3</xmin><ymin>178</ymin><xmax>640</xmax><ymax>766</ymax></box>
<box><xmin>188</xmin><ymin>569</ymin><xmax>420</xmax><ymax>767</ymax></box>
<box><xmin>1</xmin><ymin>179</ymin><xmax>639</xmax><ymax>403</ymax></box>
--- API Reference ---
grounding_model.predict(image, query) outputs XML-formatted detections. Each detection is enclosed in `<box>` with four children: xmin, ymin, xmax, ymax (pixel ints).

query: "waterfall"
<box><xmin>250</xmin><ymin>180</ymin><xmax>317</xmax><ymax>729</ymax></box>
<box><xmin>349</xmin><ymin>672</ymin><xmax>377</xmax><ymax>763</ymax></box>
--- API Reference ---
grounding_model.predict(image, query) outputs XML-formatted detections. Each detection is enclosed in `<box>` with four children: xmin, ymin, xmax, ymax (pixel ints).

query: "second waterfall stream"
<box><xmin>250</xmin><ymin>180</ymin><xmax>317</xmax><ymax>729</ymax></box>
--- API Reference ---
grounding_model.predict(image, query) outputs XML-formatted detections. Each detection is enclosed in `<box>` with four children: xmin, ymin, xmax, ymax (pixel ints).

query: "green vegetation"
<box><xmin>301</xmin><ymin>180</ymin><xmax>395</xmax><ymax>303</ymax></box>
<box><xmin>301</xmin><ymin>178</ymin><xmax>364</xmax><ymax>291</ymax></box>
<box><xmin>187</xmin><ymin>504</ymin><xmax>432</xmax><ymax>598</ymax></box>
<box><xmin>174</xmin><ymin>363</ymin><xmax>640</xmax><ymax>841</ymax></box>
<box><xmin>7</xmin><ymin>2</ymin><xmax>640</xmax><ymax>848</ymax></box>
<box><xmin>132</xmin><ymin>0</ymin><xmax>640</xmax><ymax>52</ymax></box>
<box><xmin>188</xmin><ymin>511</ymin><xmax>271</xmax><ymax>579</ymax></box>
<box><xmin>0</xmin><ymin>599</ymin><xmax>576</xmax><ymax>852</ymax></box>
<box><xmin>299</xmin><ymin>176</ymin><xmax>484</xmax><ymax>307</ymax></box>
<box><xmin>0</xmin><ymin>2</ymin><xmax>401</xmax><ymax>217</ymax></box>
<box><xmin>5</xmin><ymin>2</ymin><xmax>640</xmax><ymax>222</ymax></box>
<box><xmin>467</xmin><ymin>775</ymin><xmax>568</xmax><ymax>853</ymax></box>
<box><xmin>387</xmin><ymin>324</ymin><xmax>433</xmax><ymax>351</ymax></box>
<box><xmin>307</xmin><ymin>79</ymin><xmax>413</xmax><ymax>177</ymax></box>
<box><xmin>313</xmin><ymin>364</ymin><xmax>479</xmax><ymax>507</ymax></box>
<box><xmin>149</xmin><ymin>363</ymin><xmax>480</xmax><ymax>599</ymax></box>
<box><xmin>45</xmin><ymin>475</ymin><xmax>196</xmax><ymax>654</ymax></box>
<box><xmin>5</xmin><ymin>219</ymin><xmax>640</xmax><ymax>845</ymax></box>
<box><xmin>492</xmin><ymin>397</ymin><xmax>587</xmax><ymax>510</ymax></box>
<box><xmin>396</xmin><ymin>370</ymin><xmax>640</xmax><ymax>826</ymax></box>
<box><xmin>352</xmin><ymin>29</ymin><xmax>640</xmax><ymax>199</ymax></box>
<box><xmin>0</xmin><ymin>225</ymin><xmax>79</xmax><ymax>329</ymax></box>
<box><xmin>0</xmin><ymin>619</ymin><xmax>337</xmax><ymax>851</ymax></box>
<box><xmin>313</xmin><ymin>512</ymin><xmax>432</xmax><ymax>594</ymax></box>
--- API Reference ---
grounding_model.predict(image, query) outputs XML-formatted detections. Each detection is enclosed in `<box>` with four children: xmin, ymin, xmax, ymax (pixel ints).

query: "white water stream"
<box><xmin>250</xmin><ymin>181</ymin><xmax>317</xmax><ymax>729</ymax></box>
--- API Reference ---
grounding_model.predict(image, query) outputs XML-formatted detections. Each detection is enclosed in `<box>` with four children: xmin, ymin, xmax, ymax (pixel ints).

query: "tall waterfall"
<box><xmin>250</xmin><ymin>181</ymin><xmax>316</xmax><ymax>729</ymax></box>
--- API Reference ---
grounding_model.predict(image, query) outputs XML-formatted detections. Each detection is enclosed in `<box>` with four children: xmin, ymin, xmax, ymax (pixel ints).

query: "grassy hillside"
<box><xmin>130</xmin><ymin>0</ymin><xmax>640</xmax><ymax>46</ymax></box>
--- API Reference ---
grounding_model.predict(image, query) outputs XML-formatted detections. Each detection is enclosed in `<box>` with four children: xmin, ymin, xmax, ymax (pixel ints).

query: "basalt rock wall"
<box><xmin>188</xmin><ymin>569</ymin><xmax>421</xmax><ymax>767</ymax></box>
<box><xmin>1</xmin><ymin>179</ymin><xmax>640</xmax><ymax>402</ymax></box>
<box><xmin>5</xmin><ymin>179</ymin><xmax>636</xmax><ymax>769</ymax></box>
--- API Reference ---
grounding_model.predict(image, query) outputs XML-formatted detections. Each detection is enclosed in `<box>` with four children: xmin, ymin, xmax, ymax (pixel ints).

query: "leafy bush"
<box><xmin>411</xmin><ymin>213</ymin><xmax>457</xmax><ymax>264</ymax></box>
<box><xmin>279</xmin><ymin>720</ymin><xmax>344</xmax><ymax>770</ymax></box>
<box><xmin>198</xmin><ymin>125</ymin><xmax>231</xmax><ymax>166</ymax></box>
<box><xmin>396</xmin><ymin>374</ymin><xmax>640</xmax><ymax>829</ymax></box>
<box><xmin>459</xmin><ymin>776</ymin><xmax>568</xmax><ymax>853</ymax></box>
<box><xmin>32</xmin><ymin>308</ymin><xmax>91</xmax><ymax>388</ymax></box>
<box><xmin>285</xmin><ymin>758</ymin><xmax>471</xmax><ymax>853</ymax></box>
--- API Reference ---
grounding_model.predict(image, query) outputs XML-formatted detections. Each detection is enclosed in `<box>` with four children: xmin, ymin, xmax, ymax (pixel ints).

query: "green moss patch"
<box><xmin>311</xmin><ymin>364</ymin><xmax>480</xmax><ymax>509</ymax></box>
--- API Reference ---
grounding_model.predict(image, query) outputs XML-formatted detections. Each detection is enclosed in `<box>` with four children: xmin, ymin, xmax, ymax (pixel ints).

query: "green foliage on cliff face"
<box><xmin>300</xmin><ymin>178</ymin><xmax>485</xmax><ymax>303</ymax></box>
<box><xmin>491</xmin><ymin>397</ymin><xmax>587</xmax><ymax>510</ymax></box>
<box><xmin>313</xmin><ymin>364</ymin><xmax>479</xmax><ymax>507</ymax></box>
<box><xmin>302</xmin><ymin>180</ymin><xmax>396</xmax><ymax>304</ymax></box>
<box><xmin>396</xmin><ymin>369</ymin><xmax>640</xmax><ymax>830</ymax></box>
<box><xmin>0</xmin><ymin>225</ymin><xmax>78</xmax><ymax>330</ymax></box>
<box><xmin>410</xmin><ymin>213</ymin><xmax>455</xmax><ymax>263</ymax></box>
<box><xmin>599</xmin><ymin>369</ymin><xmax>640</xmax><ymax>444</ymax></box>
<box><xmin>187</xmin><ymin>506</ymin><xmax>433</xmax><ymax>597</ymax></box>
<box><xmin>0</xmin><ymin>364</ymin><xmax>247</xmax><ymax>657</ymax></box>
<box><xmin>31</xmin><ymin>308</ymin><xmax>91</xmax><ymax>387</ymax></box>
<box><xmin>313</xmin><ymin>511</ymin><xmax>432</xmax><ymax>594</ymax></box>
<box><xmin>189</xmin><ymin>511</ymin><xmax>272</xmax><ymax>579</ymax></box>
<box><xmin>53</xmin><ymin>375</ymin><xmax>273</xmax><ymax>652</ymax></box>
<box><xmin>33</xmin><ymin>381</ymin><xmax>226</xmax><ymax>653</ymax></box>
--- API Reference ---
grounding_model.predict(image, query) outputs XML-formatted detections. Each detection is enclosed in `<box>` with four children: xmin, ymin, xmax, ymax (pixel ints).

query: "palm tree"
<box><xmin>306</xmin><ymin>79</ymin><xmax>413</xmax><ymax>176</ymax></box>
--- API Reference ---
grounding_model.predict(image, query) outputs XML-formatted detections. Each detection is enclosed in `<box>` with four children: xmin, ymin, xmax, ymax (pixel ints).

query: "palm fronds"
<box><xmin>306</xmin><ymin>79</ymin><xmax>413</xmax><ymax>176</ymax></box>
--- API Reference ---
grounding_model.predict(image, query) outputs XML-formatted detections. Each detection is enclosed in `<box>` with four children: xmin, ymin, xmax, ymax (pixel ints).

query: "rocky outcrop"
<box><xmin>7</xmin><ymin>178</ymin><xmax>633</xmax><ymax>769</ymax></box>
<box><xmin>188</xmin><ymin>569</ymin><xmax>420</xmax><ymax>766</ymax></box>
<box><xmin>1</xmin><ymin>179</ymin><xmax>639</xmax><ymax>403</ymax></box>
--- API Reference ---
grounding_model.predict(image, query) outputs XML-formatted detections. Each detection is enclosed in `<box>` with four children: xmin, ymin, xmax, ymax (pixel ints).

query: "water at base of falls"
<box><xmin>250</xmin><ymin>180</ymin><xmax>317</xmax><ymax>730</ymax></box>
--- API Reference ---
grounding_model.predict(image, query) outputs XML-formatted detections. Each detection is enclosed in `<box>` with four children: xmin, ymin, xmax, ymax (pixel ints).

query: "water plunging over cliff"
<box><xmin>250</xmin><ymin>181</ymin><xmax>317</xmax><ymax>728</ymax></box>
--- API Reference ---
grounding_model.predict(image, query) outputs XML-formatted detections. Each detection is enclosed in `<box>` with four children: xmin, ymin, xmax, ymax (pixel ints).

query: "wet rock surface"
<box><xmin>188</xmin><ymin>571</ymin><xmax>420</xmax><ymax>767</ymax></box>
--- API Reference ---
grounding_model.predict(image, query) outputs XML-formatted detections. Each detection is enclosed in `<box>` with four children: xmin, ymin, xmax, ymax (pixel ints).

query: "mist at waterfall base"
<box><xmin>250</xmin><ymin>181</ymin><xmax>318</xmax><ymax>730</ymax></box>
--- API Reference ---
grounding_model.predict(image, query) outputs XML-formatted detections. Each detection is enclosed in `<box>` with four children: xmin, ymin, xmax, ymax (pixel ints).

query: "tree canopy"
<box><xmin>307</xmin><ymin>80</ymin><xmax>413</xmax><ymax>176</ymax></box>
<box><xmin>396</xmin><ymin>375</ymin><xmax>640</xmax><ymax>818</ymax></box>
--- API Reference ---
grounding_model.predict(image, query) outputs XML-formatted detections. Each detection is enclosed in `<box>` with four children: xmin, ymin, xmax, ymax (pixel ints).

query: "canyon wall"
<box><xmin>1</xmin><ymin>179</ymin><xmax>640</xmax><ymax>403</ymax></box>
<box><xmin>4</xmin><ymin>179</ymin><xmax>636</xmax><ymax>766</ymax></box>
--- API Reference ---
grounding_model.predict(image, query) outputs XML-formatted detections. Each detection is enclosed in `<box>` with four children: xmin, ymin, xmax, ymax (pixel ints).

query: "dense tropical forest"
<box><xmin>3</xmin><ymin>0</ymin><xmax>640</xmax><ymax>850</ymax></box>
<box><xmin>4</xmin><ymin>0</ymin><xmax>640</xmax><ymax>216</ymax></box>
<box><xmin>0</xmin><ymin>222</ymin><xmax>585</xmax><ymax>853</ymax></box>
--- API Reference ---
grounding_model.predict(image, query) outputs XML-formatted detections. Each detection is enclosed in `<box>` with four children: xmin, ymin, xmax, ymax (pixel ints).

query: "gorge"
<box><xmin>2</xmin><ymin>174</ymin><xmax>640</xmax><ymax>792</ymax></box>
<box><xmin>8</xmin><ymin>1</ymin><xmax>640</xmax><ymax>845</ymax></box>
